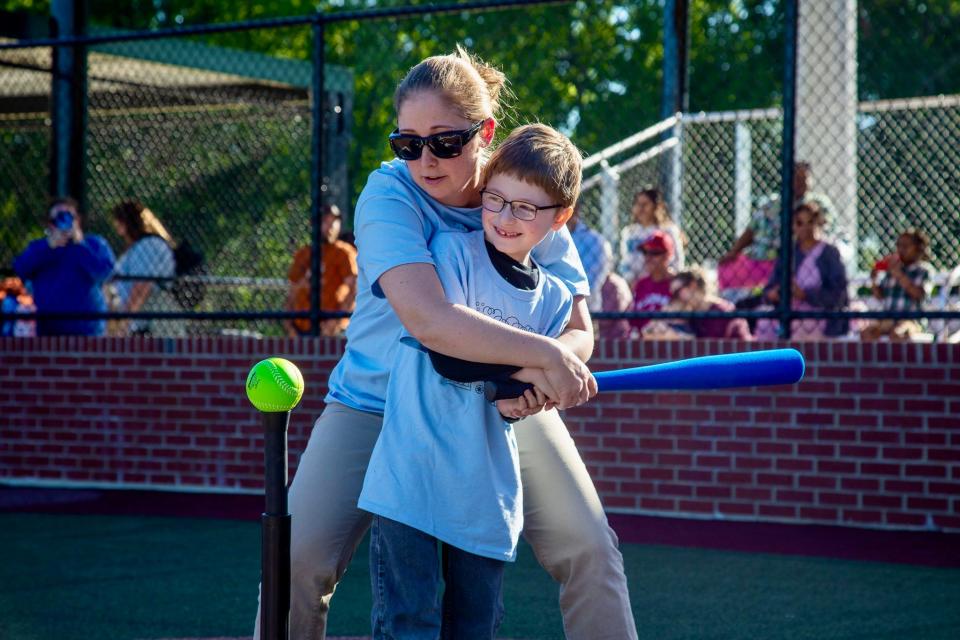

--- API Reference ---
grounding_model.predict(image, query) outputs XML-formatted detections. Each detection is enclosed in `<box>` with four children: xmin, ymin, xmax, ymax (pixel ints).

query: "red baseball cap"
<box><xmin>640</xmin><ymin>230</ymin><xmax>674</xmax><ymax>257</ymax></box>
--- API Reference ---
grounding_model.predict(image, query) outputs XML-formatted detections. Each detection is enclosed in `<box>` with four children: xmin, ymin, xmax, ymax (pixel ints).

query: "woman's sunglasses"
<box><xmin>388</xmin><ymin>120</ymin><xmax>485</xmax><ymax>161</ymax></box>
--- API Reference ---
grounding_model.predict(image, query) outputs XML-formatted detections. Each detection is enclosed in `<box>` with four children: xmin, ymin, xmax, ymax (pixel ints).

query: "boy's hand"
<box><xmin>496</xmin><ymin>386</ymin><xmax>547</xmax><ymax>420</ymax></box>
<box><xmin>509</xmin><ymin>367</ymin><xmax>562</xmax><ymax>412</ymax></box>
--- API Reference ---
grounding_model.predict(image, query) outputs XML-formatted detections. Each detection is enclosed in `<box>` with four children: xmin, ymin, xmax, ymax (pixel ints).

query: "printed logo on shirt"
<box><xmin>474</xmin><ymin>301</ymin><xmax>537</xmax><ymax>333</ymax></box>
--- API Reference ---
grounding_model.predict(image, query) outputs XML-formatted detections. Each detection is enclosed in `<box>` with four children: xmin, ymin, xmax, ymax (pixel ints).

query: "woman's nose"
<box><xmin>419</xmin><ymin>146</ymin><xmax>438</xmax><ymax>167</ymax></box>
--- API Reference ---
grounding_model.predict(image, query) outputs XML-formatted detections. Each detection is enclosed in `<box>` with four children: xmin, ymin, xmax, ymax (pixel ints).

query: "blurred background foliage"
<box><xmin>3</xmin><ymin>0</ymin><xmax>957</xmax><ymax>210</ymax></box>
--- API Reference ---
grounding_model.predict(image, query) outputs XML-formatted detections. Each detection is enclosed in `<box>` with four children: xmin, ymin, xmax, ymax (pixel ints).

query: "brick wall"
<box><xmin>1</xmin><ymin>336</ymin><xmax>958</xmax><ymax>531</ymax></box>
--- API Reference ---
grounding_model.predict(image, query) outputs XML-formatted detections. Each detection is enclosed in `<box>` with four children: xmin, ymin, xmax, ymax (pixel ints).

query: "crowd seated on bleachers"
<box><xmin>577</xmin><ymin>178</ymin><xmax>958</xmax><ymax>343</ymax></box>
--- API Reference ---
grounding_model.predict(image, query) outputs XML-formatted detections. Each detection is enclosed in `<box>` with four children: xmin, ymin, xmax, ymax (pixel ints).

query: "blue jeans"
<box><xmin>370</xmin><ymin>515</ymin><xmax>505</xmax><ymax>639</ymax></box>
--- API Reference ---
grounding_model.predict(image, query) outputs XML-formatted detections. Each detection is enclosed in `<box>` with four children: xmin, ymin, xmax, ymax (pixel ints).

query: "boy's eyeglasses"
<box><xmin>388</xmin><ymin>121</ymin><xmax>484</xmax><ymax>161</ymax></box>
<box><xmin>480</xmin><ymin>190</ymin><xmax>562</xmax><ymax>222</ymax></box>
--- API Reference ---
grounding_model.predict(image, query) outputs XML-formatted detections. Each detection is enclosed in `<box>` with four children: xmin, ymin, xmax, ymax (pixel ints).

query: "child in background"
<box><xmin>630</xmin><ymin>230</ymin><xmax>676</xmax><ymax>335</ymax></box>
<box><xmin>358</xmin><ymin>124</ymin><xmax>581</xmax><ymax>639</ymax></box>
<box><xmin>0</xmin><ymin>277</ymin><xmax>36</xmax><ymax>337</ymax></box>
<box><xmin>861</xmin><ymin>228</ymin><xmax>933</xmax><ymax>341</ymax></box>
<box><xmin>644</xmin><ymin>267</ymin><xmax>753</xmax><ymax>340</ymax></box>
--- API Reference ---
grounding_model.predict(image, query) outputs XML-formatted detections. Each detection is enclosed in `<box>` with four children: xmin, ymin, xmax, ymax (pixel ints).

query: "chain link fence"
<box><xmin>574</xmin><ymin>1</ymin><xmax>959</xmax><ymax>343</ymax></box>
<box><xmin>2</xmin><ymin>1</ymin><xmax>958</xmax><ymax>341</ymax></box>
<box><xmin>1</xmin><ymin>21</ymin><xmax>350</xmax><ymax>338</ymax></box>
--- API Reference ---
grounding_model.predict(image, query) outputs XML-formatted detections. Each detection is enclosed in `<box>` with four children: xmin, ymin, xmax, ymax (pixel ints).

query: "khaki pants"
<box><xmin>254</xmin><ymin>402</ymin><xmax>637</xmax><ymax>640</ymax></box>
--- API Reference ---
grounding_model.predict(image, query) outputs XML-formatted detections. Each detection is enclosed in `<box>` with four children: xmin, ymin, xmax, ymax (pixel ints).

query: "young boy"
<box><xmin>861</xmin><ymin>228</ymin><xmax>933</xmax><ymax>341</ymax></box>
<box><xmin>358</xmin><ymin>124</ymin><xmax>582</xmax><ymax>639</ymax></box>
<box><xmin>630</xmin><ymin>230</ymin><xmax>676</xmax><ymax>335</ymax></box>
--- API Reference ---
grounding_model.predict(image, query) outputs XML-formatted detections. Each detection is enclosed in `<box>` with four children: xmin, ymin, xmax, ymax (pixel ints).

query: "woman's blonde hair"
<box><xmin>394</xmin><ymin>45</ymin><xmax>512</xmax><ymax>125</ymax></box>
<box><xmin>111</xmin><ymin>200</ymin><xmax>174</xmax><ymax>246</ymax></box>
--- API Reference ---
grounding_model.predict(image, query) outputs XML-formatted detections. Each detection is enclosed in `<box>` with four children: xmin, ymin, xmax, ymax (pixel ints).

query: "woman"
<box><xmin>755</xmin><ymin>202</ymin><xmax>849</xmax><ymax>340</ymax></box>
<box><xmin>109</xmin><ymin>200</ymin><xmax>184</xmax><ymax>336</ymax></box>
<box><xmin>13</xmin><ymin>197</ymin><xmax>115</xmax><ymax>336</ymax></box>
<box><xmin>254</xmin><ymin>48</ymin><xmax>637</xmax><ymax>640</ymax></box>
<box><xmin>617</xmin><ymin>188</ymin><xmax>684</xmax><ymax>286</ymax></box>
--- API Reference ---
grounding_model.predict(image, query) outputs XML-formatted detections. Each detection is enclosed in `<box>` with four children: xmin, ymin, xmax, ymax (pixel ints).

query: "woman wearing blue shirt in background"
<box><xmin>13</xmin><ymin>197</ymin><xmax>115</xmax><ymax>336</ymax></box>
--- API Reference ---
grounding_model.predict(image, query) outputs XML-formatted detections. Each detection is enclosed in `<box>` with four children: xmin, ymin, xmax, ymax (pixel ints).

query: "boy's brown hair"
<box><xmin>481</xmin><ymin>123</ymin><xmax>582</xmax><ymax>208</ymax></box>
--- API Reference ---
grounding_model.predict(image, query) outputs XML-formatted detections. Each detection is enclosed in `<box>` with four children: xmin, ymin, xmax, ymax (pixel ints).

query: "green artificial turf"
<box><xmin>2</xmin><ymin>513</ymin><xmax>959</xmax><ymax>639</ymax></box>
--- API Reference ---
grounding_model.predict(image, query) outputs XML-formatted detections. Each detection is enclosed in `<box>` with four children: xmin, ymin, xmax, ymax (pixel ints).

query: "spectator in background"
<box><xmin>598</xmin><ymin>270</ymin><xmax>634</xmax><ymax>339</ymax></box>
<box><xmin>860</xmin><ymin>228</ymin><xmax>933</xmax><ymax>341</ymax></box>
<box><xmin>645</xmin><ymin>267</ymin><xmax>752</xmax><ymax>340</ymax></box>
<box><xmin>630</xmin><ymin>230</ymin><xmax>676</xmax><ymax>335</ymax></box>
<box><xmin>285</xmin><ymin>204</ymin><xmax>358</xmax><ymax>337</ymax></box>
<box><xmin>13</xmin><ymin>197</ymin><xmax>115</xmax><ymax>336</ymax></box>
<box><xmin>754</xmin><ymin>202</ymin><xmax>849</xmax><ymax>340</ymax></box>
<box><xmin>566</xmin><ymin>201</ymin><xmax>612</xmax><ymax>312</ymax></box>
<box><xmin>110</xmin><ymin>200</ymin><xmax>183</xmax><ymax>336</ymax></box>
<box><xmin>718</xmin><ymin>162</ymin><xmax>835</xmax><ymax>299</ymax></box>
<box><xmin>565</xmin><ymin>202</ymin><xmax>634</xmax><ymax>338</ymax></box>
<box><xmin>618</xmin><ymin>188</ymin><xmax>684</xmax><ymax>286</ymax></box>
<box><xmin>0</xmin><ymin>277</ymin><xmax>36</xmax><ymax>337</ymax></box>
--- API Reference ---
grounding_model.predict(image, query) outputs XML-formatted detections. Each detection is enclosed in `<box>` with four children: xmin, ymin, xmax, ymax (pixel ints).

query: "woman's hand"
<box><xmin>539</xmin><ymin>342</ymin><xmax>596</xmax><ymax>410</ymax></box>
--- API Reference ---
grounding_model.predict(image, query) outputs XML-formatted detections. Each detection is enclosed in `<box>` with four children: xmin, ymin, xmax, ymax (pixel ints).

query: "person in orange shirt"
<box><xmin>285</xmin><ymin>204</ymin><xmax>358</xmax><ymax>336</ymax></box>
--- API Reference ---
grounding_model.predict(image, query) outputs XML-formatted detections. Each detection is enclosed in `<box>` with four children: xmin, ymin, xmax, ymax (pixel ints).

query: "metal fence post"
<box><xmin>778</xmin><ymin>0</ymin><xmax>799</xmax><ymax>339</ymax></box>
<box><xmin>309</xmin><ymin>14</ymin><xmax>326</xmax><ymax>338</ymax></box>
<box><xmin>50</xmin><ymin>0</ymin><xmax>88</xmax><ymax>207</ymax></box>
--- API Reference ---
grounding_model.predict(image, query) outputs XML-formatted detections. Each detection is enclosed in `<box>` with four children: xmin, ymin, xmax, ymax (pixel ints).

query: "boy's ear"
<box><xmin>480</xmin><ymin>118</ymin><xmax>496</xmax><ymax>146</ymax></box>
<box><xmin>551</xmin><ymin>206</ymin><xmax>574</xmax><ymax>231</ymax></box>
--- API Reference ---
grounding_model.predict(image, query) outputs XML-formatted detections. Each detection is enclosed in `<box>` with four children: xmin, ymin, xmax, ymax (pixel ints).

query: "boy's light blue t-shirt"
<box><xmin>325</xmin><ymin>159</ymin><xmax>589</xmax><ymax>414</ymax></box>
<box><xmin>358</xmin><ymin>230</ymin><xmax>573</xmax><ymax>560</ymax></box>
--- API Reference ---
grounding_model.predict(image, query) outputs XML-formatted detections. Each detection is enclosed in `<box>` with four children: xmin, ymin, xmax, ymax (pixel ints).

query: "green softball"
<box><xmin>245</xmin><ymin>357</ymin><xmax>305</xmax><ymax>412</ymax></box>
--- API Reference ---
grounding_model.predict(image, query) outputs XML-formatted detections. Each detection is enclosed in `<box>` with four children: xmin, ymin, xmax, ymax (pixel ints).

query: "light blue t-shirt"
<box><xmin>325</xmin><ymin>159</ymin><xmax>589</xmax><ymax>414</ymax></box>
<box><xmin>113</xmin><ymin>235</ymin><xmax>177</xmax><ymax>334</ymax></box>
<box><xmin>358</xmin><ymin>231</ymin><xmax>573</xmax><ymax>560</ymax></box>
